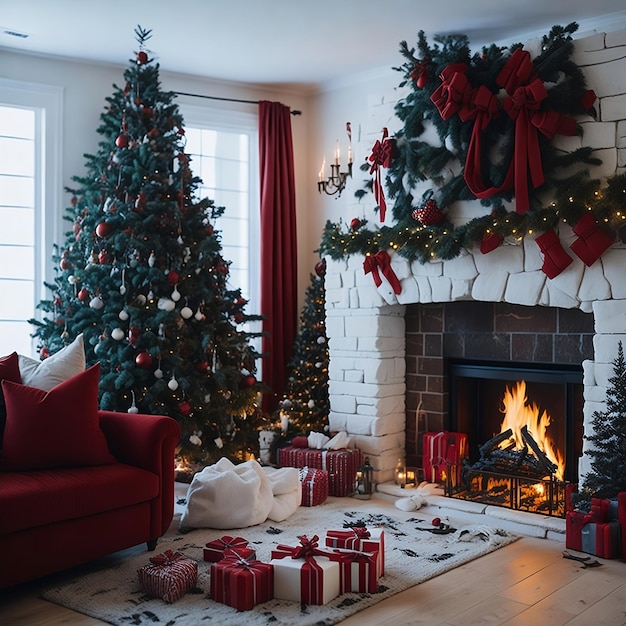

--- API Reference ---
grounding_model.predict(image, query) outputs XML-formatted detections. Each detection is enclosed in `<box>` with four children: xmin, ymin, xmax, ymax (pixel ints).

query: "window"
<box><xmin>180</xmin><ymin>101</ymin><xmax>260</xmax><ymax>317</ymax></box>
<box><xmin>0</xmin><ymin>80</ymin><xmax>62</xmax><ymax>356</ymax></box>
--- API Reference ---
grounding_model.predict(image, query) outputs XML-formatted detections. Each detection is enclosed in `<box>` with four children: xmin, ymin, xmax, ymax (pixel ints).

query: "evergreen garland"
<box><xmin>320</xmin><ymin>23</ymin><xmax>626</xmax><ymax>264</ymax></box>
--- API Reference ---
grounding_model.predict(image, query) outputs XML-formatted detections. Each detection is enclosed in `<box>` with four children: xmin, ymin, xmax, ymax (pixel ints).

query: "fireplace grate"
<box><xmin>445</xmin><ymin>466</ymin><xmax>569</xmax><ymax>518</ymax></box>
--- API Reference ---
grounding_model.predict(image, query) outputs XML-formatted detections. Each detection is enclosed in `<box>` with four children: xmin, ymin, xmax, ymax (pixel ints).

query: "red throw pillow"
<box><xmin>0</xmin><ymin>352</ymin><xmax>22</xmax><ymax>448</ymax></box>
<box><xmin>0</xmin><ymin>363</ymin><xmax>116</xmax><ymax>471</ymax></box>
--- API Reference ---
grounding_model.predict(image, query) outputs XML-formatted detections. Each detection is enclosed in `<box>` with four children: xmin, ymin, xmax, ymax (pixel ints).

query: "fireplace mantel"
<box><xmin>324</xmin><ymin>230</ymin><xmax>626</xmax><ymax>484</ymax></box>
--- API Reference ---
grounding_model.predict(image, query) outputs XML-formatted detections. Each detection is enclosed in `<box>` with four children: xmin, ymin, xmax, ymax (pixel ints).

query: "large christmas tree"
<box><xmin>575</xmin><ymin>341</ymin><xmax>626</xmax><ymax>506</ymax></box>
<box><xmin>277</xmin><ymin>259</ymin><xmax>330</xmax><ymax>439</ymax></box>
<box><xmin>30</xmin><ymin>27</ymin><xmax>267</xmax><ymax>467</ymax></box>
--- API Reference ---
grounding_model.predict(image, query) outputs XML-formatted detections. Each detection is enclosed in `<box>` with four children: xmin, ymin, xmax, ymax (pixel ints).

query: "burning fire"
<box><xmin>498</xmin><ymin>380</ymin><xmax>565</xmax><ymax>481</ymax></box>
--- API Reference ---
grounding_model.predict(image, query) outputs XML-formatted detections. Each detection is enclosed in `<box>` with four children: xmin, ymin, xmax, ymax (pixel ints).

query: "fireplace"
<box><xmin>446</xmin><ymin>359</ymin><xmax>584</xmax><ymax>516</ymax></box>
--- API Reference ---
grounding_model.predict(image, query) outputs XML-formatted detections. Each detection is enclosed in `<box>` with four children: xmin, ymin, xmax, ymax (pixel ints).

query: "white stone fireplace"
<box><xmin>324</xmin><ymin>25</ymin><xmax>626</xmax><ymax>490</ymax></box>
<box><xmin>324</xmin><ymin>234</ymin><xmax>626</xmax><ymax>486</ymax></box>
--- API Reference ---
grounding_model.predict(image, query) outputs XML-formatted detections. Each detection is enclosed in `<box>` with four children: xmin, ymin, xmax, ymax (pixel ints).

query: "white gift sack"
<box><xmin>263</xmin><ymin>466</ymin><xmax>302</xmax><ymax>522</ymax></box>
<box><xmin>180</xmin><ymin>457</ymin><xmax>274</xmax><ymax>530</ymax></box>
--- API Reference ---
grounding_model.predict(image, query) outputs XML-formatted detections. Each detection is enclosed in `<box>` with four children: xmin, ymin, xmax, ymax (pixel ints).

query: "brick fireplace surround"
<box><xmin>323</xmin><ymin>26</ymin><xmax>626</xmax><ymax>489</ymax></box>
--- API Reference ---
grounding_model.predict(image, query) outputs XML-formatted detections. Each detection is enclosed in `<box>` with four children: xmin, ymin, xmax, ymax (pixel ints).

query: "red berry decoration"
<box><xmin>136</xmin><ymin>50</ymin><xmax>148</xmax><ymax>65</ymax></box>
<box><xmin>115</xmin><ymin>133</ymin><xmax>129</xmax><ymax>148</ymax></box>
<box><xmin>135</xmin><ymin>351</ymin><xmax>153</xmax><ymax>369</ymax></box>
<box><xmin>167</xmin><ymin>270</ymin><xmax>179</xmax><ymax>285</ymax></box>
<box><xmin>95</xmin><ymin>221</ymin><xmax>111</xmax><ymax>238</ymax></box>
<box><xmin>414</xmin><ymin>199</ymin><xmax>445</xmax><ymax>226</ymax></box>
<box><xmin>350</xmin><ymin>217</ymin><xmax>362</xmax><ymax>230</ymax></box>
<box><xmin>314</xmin><ymin>259</ymin><xmax>327</xmax><ymax>277</ymax></box>
<box><xmin>432</xmin><ymin>517</ymin><xmax>441</xmax><ymax>526</ymax></box>
<box><xmin>179</xmin><ymin>401</ymin><xmax>191</xmax><ymax>416</ymax></box>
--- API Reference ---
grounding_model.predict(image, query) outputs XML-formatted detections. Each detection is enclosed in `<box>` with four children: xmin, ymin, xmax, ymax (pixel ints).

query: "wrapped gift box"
<box><xmin>204</xmin><ymin>535</ymin><xmax>250</xmax><ymax>562</ymax></box>
<box><xmin>137</xmin><ymin>550</ymin><xmax>198</xmax><ymax>603</ymax></box>
<box><xmin>299</xmin><ymin>467</ymin><xmax>329</xmax><ymax>507</ymax></box>
<box><xmin>278</xmin><ymin>446</ymin><xmax>361</xmax><ymax>497</ymax></box>
<box><xmin>331</xmin><ymin>548</ymin><xmax>379</xmax><ymax>594</ymax></box>
<box><xmin>565</xmin><ymin>510</ymin><xmax>587</xmax><ymax>552</ymax></box>
<box><xmin>210</xmin><ymin>552</ymin><xmax>273</xmax><ymax>611</ymax></box>
<box><xmin>324</xmin><ymin>526</ymin><xmax>385</xmax><ymax>576</ymax></box>
<box><xmin>581</xmin><ymin>521</ymin><xmax>621</xmax><ymax>559</ymax></box>
<box><xmin>270</xmin><ymin>535</ymin><xmax>340</xmax><ymax>605</ymax></box>
<box><xmin>423</xmin><ymin>431</ymin><xmax>468</xmax><ymax>484</ymax></box>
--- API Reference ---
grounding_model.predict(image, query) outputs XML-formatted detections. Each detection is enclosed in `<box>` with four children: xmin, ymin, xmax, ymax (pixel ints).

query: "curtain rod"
<box><xmin>174</xmin><ymin>91</ymin><xmax>302</xmax><ymax>115</ymax></box>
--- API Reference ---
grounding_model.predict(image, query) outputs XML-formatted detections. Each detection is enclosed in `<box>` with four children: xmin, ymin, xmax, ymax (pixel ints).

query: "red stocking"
<box><xmin>535</xmin><ymin>229</ymin><xmax>572</xmax><ymax>279</ymax></box>
<box><xmin>570</xmin><ymin>212</ymin><xmax>614</xmax><ymax>266</ymax></box>
<box><xmin>480</xmin><ymin>232</ymin><xmax>503</xmax><ymax>254</ymax></box>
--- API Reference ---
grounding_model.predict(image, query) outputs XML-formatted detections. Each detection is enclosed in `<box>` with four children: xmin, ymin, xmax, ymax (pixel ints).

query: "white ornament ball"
<box><xmin>89</xmin><ymin>296</ymin><xmax>104</xmax><ymax>310</ymax></box>
<box><xmin>168</xmin><ymin>376</ymin><xmax>179</xmax><ymax>391</ymax></box>
<box><xmin>157</xmin><ymin>298</ymin><xmax>175</xmax><ymax>312</ymax></box>
<box><xmin>120</xmin><ymin>284</ymin><xmax>127</xmax><ymax>295</ymax></box>
<box><xmin>315</xmin><ymin>361</ymin><xmax>323</xmax><ymax>369</ymax></box>
<box><xmin>111</xmin><ymin>327</ymin><xmax>125</xmax><ymax>341</ymax></box>
<box><xmin>194</xmin><ymin>309</ymin><xmax>204</xmax><ymax>321</ymax></box>
<box><xmin>171</xmin><ymin>286</ymin><xmax>181</xmax><ymax>301</ymax></box>
<box><xmin>317</xmin><ymin>336</ymin><xmax>326</xmax><ymax>344</ymax></box>
<box><xmin>127</xmin><ymin>404</ymin><xmax>139</xmax><ymax>414</ymax></box>
<box><xmin>119</xmin><ymin>309</ymin><xmax>129</xmax><ymax>321</ymax></box>
<box><xmin>154</xmin><ymin>368</ymin><xmax>164</xmax><ymax>379</ymax></box>
<box><xmin>180</xmin><ymin>306</ymin><xmax>193</xmax><ymax>319</ymax></box>
<box><xmin>308</xmin><ymin>399</ymin><xmax>315</xmax><ymax>409</ymax></box>
<box><xmin>136</xmin><ymin>294</ymin><xmax>146</xmax><ymax>305</ymax></box>
<box><xmin>68</xmin><ymin>275</ymin><xmax>76</xmax><ymax>285</ymax></box>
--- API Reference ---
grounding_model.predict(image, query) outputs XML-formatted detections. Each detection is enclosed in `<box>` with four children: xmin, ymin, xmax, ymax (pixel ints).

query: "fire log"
<box><xmin>479</xmin><ymin>428</ymin><xmax>513</xmax><ymax>457</ymax></box>
<box><xmin>520</xmin><ymin>425</ymin><xmax>558</xmax><ymax>476</ymax></box>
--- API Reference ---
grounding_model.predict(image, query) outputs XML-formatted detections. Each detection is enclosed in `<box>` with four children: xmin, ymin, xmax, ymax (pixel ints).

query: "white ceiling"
<box><xmin>2</xmin><ymin>0</ymin><xmax>626</xmax><ymax>90</ymax></box>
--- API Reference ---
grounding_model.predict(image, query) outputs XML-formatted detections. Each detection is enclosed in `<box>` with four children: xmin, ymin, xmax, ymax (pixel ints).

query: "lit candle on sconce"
<box><xmin>348</xmin><ymin>144</ymin><xmax>353</xmax><ymax>165</ymax></box>
<box><xmin>334</xmin><ymin>140</ymin><xmax>340</xmax><ymax>166</ymax></box>
<box><xmin>280</xmin><ymin>411</ymin><xmax>289</xmax><ymax>432</ymax></box>
<box><xmin>318</xmin><ymin>157</ymin><xmax>326</xmax><ymax>182</ymax></box>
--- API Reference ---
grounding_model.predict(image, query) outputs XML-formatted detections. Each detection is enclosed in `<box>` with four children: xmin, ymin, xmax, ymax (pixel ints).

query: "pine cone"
<box><xmin>414</xmin><ymin>199</ymin><xmax>444</xmax><ymax>226</ymax></box>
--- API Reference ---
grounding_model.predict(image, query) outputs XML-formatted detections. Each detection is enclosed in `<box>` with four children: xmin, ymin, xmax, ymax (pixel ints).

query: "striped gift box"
<box><xmin>137</xmin><ymin>550</ymin><xmax>198</xmax><ymax>603</ymax></box>
<box><xmin>299</xmin><ymin>467</ymin><xmax>329</xmax><ymax>506</ymax></box>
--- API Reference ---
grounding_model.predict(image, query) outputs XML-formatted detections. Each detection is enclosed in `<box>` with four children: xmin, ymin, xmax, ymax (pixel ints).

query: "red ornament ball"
<box><xmin>59</xmin><ymin>258</ymin><xmax>72</xmax><ymax>271</ymax></box>
<box><xmin>95</xmin><ymin>221</ymin><xmax>111</xmax><ymax>238</ymax></box>
<box><xmin>136</xmin><ymin>50</ymin><xmax>148</xmax><ymax>65</ymax></box>
<box><xmin>414</xmin><ymin>199</ymin><xmax>445</xmax><ymax>226</ymax></box>
<box><xmin>40</xmin><ymin>347</ymin><xmax>50</xmax><ymax>359</ymax></box>
<box><xmin>135</xmin><ymin>351</ymin><xmax>153</xmax><ymax>369</ymax></box>
<box><xmin>240</xmin><ymin>374</ymin><xmax>256</xmax><ymax>388</ymax></box>
<box><xmin>195</xmin><ymin>361</ymin><xmax>209</xmax><ymax>372</ymax></box>
<box><xmin>350</xmin><ymin>218</ymin><xmax>361</xmax><ymax>230</ymax></box>
<box><xmin>98</xmin><ymin>249</ymin><xmax>109</xmax><ymax>265</ymax></box>
<box><xmin>314</xmin><ymin>259</ymin><xmax>327</xmax><ymax>277</ymax></box>
<box><xmin>179</xmin><ymin>401</ymin><xmax>191</xmax><ymax>416</ymax></box>
<box><xmin>167</xmin><ymin>271</ymin><xmax>179</xmax><ymax>285</ymax></box>
<box><xmin>115</xmin><ymin>133</ymin><xmax>129</xmax><ymax>148</ymax></box>
<box><xmin>78</xmin><ymin>287</ymin><xmax>89</xmax><ymax>302</ymax></box>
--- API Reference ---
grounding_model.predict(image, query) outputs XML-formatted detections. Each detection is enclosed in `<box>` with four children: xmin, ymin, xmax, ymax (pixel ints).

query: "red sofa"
<box><xmin>0</xmin><ymin>410</ymin><xmax>180</xmax><ymax>588</ymax></box>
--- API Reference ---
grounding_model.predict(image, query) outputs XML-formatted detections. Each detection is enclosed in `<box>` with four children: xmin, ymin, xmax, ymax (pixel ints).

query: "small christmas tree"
<box><xmin>575</xmin><ymin>341</ymin><xmax>626</xmax><ymax>508</ymax></box>
<box><xmin>277</xmin><ymin>259</ymin><xmax>330</xmax><ymax>439</ymax></box>
<box><xmin>30</xmin><ymin>27</ymin><xmax>268</xmax><ymax>468</ymax></box>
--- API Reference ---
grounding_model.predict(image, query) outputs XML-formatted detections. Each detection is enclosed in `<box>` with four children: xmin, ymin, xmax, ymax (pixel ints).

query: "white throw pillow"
<box><xmin>18</xmin><ymin>334</ymin><xmax>86</xmax><ymax>391</ymax></box>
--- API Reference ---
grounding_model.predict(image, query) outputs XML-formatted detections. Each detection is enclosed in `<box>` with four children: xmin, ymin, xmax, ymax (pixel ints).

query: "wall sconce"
<box><xmin>318</xmin><ymin>125</ymin><xmax>353</xmax><ymax>197</ymax></box>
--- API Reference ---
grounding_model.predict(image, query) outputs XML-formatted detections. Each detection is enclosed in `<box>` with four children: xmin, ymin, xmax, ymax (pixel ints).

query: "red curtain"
<box><xmin>259</xmin><ymin>101</ymin><xmax>297</xmax><ymax>414</ymax></box>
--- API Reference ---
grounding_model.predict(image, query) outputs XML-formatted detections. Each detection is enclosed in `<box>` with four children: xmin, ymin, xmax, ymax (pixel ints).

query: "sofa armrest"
<box><xmin>99</xmin><ymin>411</ymin><xmax>181</xmax><ymax>538</ymax></box>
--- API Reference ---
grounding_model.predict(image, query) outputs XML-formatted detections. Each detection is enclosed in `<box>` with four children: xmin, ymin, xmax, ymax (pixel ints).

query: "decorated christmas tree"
<box><xmin>276</xmin><ymin>259</ymin><xmax>330</xmax><ymax>439</ymax></box>
<box><xmin>574</xmin><ymin>342</ymin><xmax>626</xmax><ymax>507</ymax></box>
<box><xmin>30</xmin><ymin>27</ymin><xmax>267</xmax><ymax>468</ymax></box>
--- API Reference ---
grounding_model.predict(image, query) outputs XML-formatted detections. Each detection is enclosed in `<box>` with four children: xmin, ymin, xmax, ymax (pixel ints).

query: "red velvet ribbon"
<box><xmin>210</xmin><ymin>535</ymin><xmax>249</xmax><ymax>550</ymax></box>
<box><xmin>368</xmin><ymin>128</ymin><xmax>394</xmax><ymax>222</ymax></box>
<box><xmin>430</xmin><ymin>63</ymin><xmax>471</xmax><ymax>120</ymax></box>
<box><xmin>149</xmin><ymin>549</ymin><xmax>184</xmax><ymax>566</ymax></box>
<box><xmin>363</xmin><ymin>251</ymin><xmax>402</xmax><ymax>295</ymax></box>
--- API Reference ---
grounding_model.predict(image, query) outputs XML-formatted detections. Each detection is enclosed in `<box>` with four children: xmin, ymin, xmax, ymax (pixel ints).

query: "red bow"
<box><xmin>368</xmin><ymin>128</ymin><xmax>394</xmax><ymax>222</ymax></box>
<box><xmin>430</xmin><ymin>64</ymin><xmax>471</xmax><ymax>120</ymax></box>
<box><xmin>363</xmin><ymin>251</ymin><xmax>402</xmax><ymax>295</ymax></box>
<box><xmin>149</xmin><ymin>549</ymin><xmax>183</xmax><ymax>566</ymax></box>
<box><xmin>348</xmin><ymin>526</ymin><xmax>371</xmax><ymax>539</ymax></box>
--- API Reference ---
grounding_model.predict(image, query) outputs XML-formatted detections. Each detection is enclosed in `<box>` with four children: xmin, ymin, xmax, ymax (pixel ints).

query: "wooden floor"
<box><xmin>1</xmin><ymin>535</ymin><xmax>625</xmax><ymax>625</ymax></box>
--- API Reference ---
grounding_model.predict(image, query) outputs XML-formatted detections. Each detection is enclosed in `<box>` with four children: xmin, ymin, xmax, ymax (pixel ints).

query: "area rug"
<box><xmin>42</xmin><ymin>493</ymin><xmax>518</xmax><ymax>626</ymax></box>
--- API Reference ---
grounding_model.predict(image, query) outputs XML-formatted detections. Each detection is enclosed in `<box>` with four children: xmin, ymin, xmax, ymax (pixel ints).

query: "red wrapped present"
<box><xmin>278</xmin><ymin>446</ymin><xmax>361</xmax><ymax>497</ymax></box>
<box><xmin>422</xmin><ymin>431</ymin><xmax>468</xmax><ymax>484</ymax></box>
<box><xmin>137</xmin><ymin>549</ymin><xmax>197</xmax><ymax>603</ymax></box>
<box><xmin>566</xmin><ymin>510</ymin><xmax>589</xmax><ymax>552</ymax></box>
<box><xmin>270</xmin><ymin>534</ymin><xmax>340</xmax><ymax>605</ymax></box>
<box><xmin>204</xmin><ymin>535</ymin><xmax>250</xmax><ymax>562</ymax></box>
<box><xmin>210</xmin><ymin>552</ymin><xmax>274</xmax><ymax>611</ymax></box>
<box><xmin>300</xmin><ymin>467</ymin><xmax>329</xmax><ymax>506</ymax></box>
<box><xmin>331</xmin><ymin>548</ymin><xmax>379</xmax><ymax>594</ymax></box>
<box><xmin>581</xmin><ymin>521</ymin><xmax>621</xmax><ymax>559</ymax></box>
<box><xmin>324</xmin><ymin>526</ymin><xmax>385</xmax><ymax>576</ymax></box>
